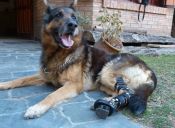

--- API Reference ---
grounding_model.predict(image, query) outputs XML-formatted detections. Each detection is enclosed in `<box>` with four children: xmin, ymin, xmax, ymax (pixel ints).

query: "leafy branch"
<box><xmin>76</xmin><ymin>11</ymin><xmax>91</xmax><ymax>30</ymax></box>
<box><xmin>96</xmin><ymin>9</ymin><xmax>123</xmax><ymax>40</ymax></box>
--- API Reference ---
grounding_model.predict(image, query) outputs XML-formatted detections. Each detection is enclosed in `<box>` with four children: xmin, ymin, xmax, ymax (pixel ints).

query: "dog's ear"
<box><xmin>46</xmin><ymin>6</ymin><xmax>52</xmax><ymax>14</ymax></box>
<box><xmin>43</xmin><ymin>0</ymin><xmax>56</xmax><ymax>23</ymax></box>
<box><xmin>70</xmin><ymin>0</ymin><xmax>78</xmax><ymax>11</ymax></box>
<box><xmin>43</xmin><ymin>5</ymin><xmax>52</xmax><ymax>24</ymax></box>
<box><xmin>43</xmin><ymin>0</ymin><xmax>49</xmax><ymax>6</ymax></box>
<box><xmin>43</xmin><ymin>0</ymin><xmax>52</xmax><ymax>13</ymax></box>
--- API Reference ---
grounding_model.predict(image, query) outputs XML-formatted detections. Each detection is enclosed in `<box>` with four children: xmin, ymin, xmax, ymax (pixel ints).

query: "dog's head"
<box><xmin>43</xmin><ymin>1</ymin><xmax>79</xmax><ymax>49</ymax></box>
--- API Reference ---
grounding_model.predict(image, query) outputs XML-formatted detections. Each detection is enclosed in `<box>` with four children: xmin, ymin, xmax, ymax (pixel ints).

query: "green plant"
<box><xmin>76</xmin><ymin>11</ymin><xmax>91</xmax><ymax>30</ymax></box>
<box><xmin>96</xmin><ymin>9</ymin><xmax>123</xmax><ymax>40</ymax></box>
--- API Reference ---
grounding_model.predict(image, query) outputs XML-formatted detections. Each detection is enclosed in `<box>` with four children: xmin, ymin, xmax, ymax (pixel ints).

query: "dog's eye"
<box><xmin>71</xmin><ymin>15</ymin><xmax>77</xmax><ymax>20</ymax></box>
<box><xmin>57</xmin><ymin>11</ymin><xmax>63</xmax><ymax>18</ymax></box>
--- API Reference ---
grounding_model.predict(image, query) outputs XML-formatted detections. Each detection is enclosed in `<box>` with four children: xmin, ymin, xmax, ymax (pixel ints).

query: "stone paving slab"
<box><xmin>0</xmin><ymin>40</ymin><xmax>144</xmax><ymax>128</ymax></box>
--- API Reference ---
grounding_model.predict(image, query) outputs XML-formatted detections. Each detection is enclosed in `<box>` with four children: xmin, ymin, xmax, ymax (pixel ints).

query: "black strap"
<box><xmin>114</xmin><ymin>77</ymin><xmax>125</xmax><ymax>91</ymax></box>
<box><xmin>114</xmin><ymin>77</ymin><xmax>134</xmax><ymax>94</ymax></box>
<box><xmin>138</xmin><ymin>4</ymin><xmax>147</xmax><ymax>21</ymax></box>
<box><xmin>138</xmin><ymin>0</ymin><xmax>149</xmax><ymax>21</ymax></box>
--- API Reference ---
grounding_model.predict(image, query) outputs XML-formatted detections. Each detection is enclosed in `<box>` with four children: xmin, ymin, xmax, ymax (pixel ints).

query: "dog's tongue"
<box><xmin>60</xmin><ymin>35</ymin><xmax>74</xmax><ymax>48</ymax></box>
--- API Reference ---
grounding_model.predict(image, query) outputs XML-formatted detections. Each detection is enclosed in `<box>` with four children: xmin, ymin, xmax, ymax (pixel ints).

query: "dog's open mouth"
<box><xmin>54</xmin><ymin>30</ymin><xmax>74</xmax><ymax>48</ymax></box>
<box><xmin>60</xmin><ymin>34</ymin><xmax>74</xmax><ymax>48</ymax></box>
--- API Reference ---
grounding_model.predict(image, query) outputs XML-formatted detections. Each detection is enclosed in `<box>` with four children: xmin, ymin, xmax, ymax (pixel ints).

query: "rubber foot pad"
<box><xmin>95</xmin><ymin>105</ymin><xmax>110</xmax><ymax>119</ymax></box>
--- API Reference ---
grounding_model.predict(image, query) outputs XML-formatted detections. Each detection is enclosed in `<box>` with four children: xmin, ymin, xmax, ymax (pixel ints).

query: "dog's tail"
<box><xmin>128</xmin><ymin>82</ymin><xmax>156</xmax><ymax>116</ymax></box>
<box><xmin>128</xmin><ymin>94</ymin><xmax>147</xmax><ymax>116</ymax></box>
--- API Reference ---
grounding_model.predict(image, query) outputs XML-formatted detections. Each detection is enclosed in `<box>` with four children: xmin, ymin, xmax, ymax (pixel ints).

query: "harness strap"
<box><xmin>138</xmin><ymin>0</ymin><xmax>149</xmax><ymax>21</ymax></box>
<box><xmin>114</xmin><ymin>77</ymin><xmax>134</xmax><ymax>94</ymax></box>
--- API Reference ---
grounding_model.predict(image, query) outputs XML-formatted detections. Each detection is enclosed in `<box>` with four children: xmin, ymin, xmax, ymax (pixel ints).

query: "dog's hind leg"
<box><xmin>98</xmin><ymin>56</ymin><xmax>157</xmax><ymax>115</ymax></box>
<box><xmin>0</xmin><ymin>74</ymin><xmax>45</xmax><ymax>90</ymax></box>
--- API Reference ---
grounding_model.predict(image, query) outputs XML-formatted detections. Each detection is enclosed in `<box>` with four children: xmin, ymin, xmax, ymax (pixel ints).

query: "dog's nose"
<box><xmin>67</xmin><ymin>21</ymin><xmax>78</xmax><ymax>29</ymax></box>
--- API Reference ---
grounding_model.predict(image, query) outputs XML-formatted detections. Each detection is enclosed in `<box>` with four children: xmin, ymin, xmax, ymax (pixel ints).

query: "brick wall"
<box><xmin>33</xmin><ymin>0</ymin><xmax>174</xmax><ymax>39</ymax></box>
<box><xmin>92</xmin><ymin>0</ymin><xmax>174</xmax><ymax>36</ymax></box>
<box><xmin>33</xmin><ymin>0</ymin><xmax>45</xmax><ymax>40</ymax></box>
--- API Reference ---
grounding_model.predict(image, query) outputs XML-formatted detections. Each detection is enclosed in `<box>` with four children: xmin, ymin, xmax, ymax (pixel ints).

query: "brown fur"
<box><xmin>0</xmin><ymin>4</ymin><xmax>157</xmax><ymax>119</ymax></box>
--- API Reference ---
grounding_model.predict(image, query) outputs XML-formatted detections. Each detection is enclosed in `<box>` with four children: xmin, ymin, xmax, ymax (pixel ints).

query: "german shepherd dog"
<box><xmin>0</xmin><ymin>1</ymin><xmax>157</xmax><ymax>119</ymax></box>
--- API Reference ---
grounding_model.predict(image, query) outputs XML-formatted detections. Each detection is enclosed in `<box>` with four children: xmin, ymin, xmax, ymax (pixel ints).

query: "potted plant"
<box><xmin>76</xmin><ymin>11</ymin><xmax>91</xmax><ymax>30</ymax></box>
<box><xmin>96</xmin><ymin>9</ymin><xmax>123</xmax><ymax>53</ymax></box>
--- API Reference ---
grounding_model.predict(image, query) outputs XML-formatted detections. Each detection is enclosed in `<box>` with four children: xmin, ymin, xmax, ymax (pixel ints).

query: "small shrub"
<box><xmin>76</xmin><ymin>11</ymin><xmax>91</xmax><ymax>30</ymax></box>
<box><xmin>96</xmin><ymin>8</ymin><xmax>123</xmax><ymax>40</ymax></box>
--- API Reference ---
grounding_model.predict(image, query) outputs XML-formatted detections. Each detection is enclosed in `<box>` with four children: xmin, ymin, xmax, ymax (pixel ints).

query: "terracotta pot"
<box><xmin>94</xmin><ymin>36</ymin><xmax>123</xmax><ymax>54</ymax></box>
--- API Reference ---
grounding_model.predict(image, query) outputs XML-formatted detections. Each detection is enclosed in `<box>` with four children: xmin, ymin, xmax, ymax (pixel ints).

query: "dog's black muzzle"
<box><xmin>66</xmin><ymin>19</ymin><xmax>78</xmax><ymax>35</ymax></box>
<box><xmin>53</xmin><ymin>18</ymin><xmax>78</xmax><ymax>49</ymax></box>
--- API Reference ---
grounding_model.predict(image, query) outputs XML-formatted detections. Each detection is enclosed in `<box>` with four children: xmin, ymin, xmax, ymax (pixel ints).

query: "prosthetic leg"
<box><xmin>93</xmin><ymin>77</ymin><xmax>134</xmax><ymax>119</ymax></box>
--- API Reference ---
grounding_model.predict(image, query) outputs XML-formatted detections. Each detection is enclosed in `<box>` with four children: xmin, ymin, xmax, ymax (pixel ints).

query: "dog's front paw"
<box><xmin>24</xmin><ymin>104</ymin><xmax>48</xmax><ymax>119</ymax></box>
<box><xmin>0</xmin><ymin>82</ymin><xmax>9</xmax><ymax>90</ymax></box>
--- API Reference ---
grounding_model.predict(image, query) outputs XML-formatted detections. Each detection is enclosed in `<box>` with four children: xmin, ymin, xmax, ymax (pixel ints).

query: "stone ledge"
<box><xmin>121</xmin><ymin>32</ymin><xmax>175</xmax><ymax>44</ymax></box>
<box><xmin>87</xmin><ymin>29</ymin><xmax>175</xmax><ymax>44</ymax></box>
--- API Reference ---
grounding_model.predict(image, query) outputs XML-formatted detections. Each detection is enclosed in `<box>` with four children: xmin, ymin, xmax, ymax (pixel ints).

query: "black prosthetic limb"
<box><xmin>93</xmin><ymin>77</ymin><xmax>133</xmax><ymax>119</ymax></box>
<box><xmin>114</xmin><ymin>77</ymin><xmax>131</xmax><ymax>93</ymax></box>
<box><xmin>94</xmin><ymin>92</ymin><xmax>131</xmax><ymax>119</ymax></box>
